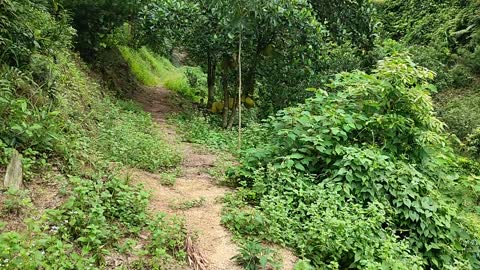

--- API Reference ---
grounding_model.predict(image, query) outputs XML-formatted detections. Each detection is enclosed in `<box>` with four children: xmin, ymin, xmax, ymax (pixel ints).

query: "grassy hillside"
<box><xmin>119</xmin><ymin>46</ymin><xmax>207</xmax><ymax>103</ymax></box>
<box><xmin>0</xmin><ymin>1</ymin><xmax>187</xmax><ymax>268</ymax></box>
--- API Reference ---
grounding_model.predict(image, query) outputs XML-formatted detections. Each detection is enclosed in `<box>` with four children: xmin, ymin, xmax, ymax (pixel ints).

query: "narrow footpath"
<box><xmin>131</xmin><ymin>87</ymin><xmax>242</xmax><ymax>270</ymax></box>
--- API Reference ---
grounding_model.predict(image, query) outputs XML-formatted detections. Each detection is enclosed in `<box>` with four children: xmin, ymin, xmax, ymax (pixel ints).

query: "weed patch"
<box><xmin>170</xmin><ymin>197</ymin><xmax>206</xmax><ymax>210</ymax></box>
<box><xmin>94</xmin><ymin>99</ymin><xmax>182</xmax><ymax>172</ymax></box>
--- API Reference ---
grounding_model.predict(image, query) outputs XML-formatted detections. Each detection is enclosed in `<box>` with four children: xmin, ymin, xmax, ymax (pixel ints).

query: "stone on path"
<box><xmin>4</xmin><ymin>149</ymin><xmax>23</xmax><ymax>190</ymax></box>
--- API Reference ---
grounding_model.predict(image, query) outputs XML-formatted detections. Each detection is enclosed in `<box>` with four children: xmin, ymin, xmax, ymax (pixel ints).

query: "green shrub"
<box><xmin>47</xmin><ymin>174</ymin><xmax>148</xmax><ymax>256</ymax></box>
<box><xmin>232</xmin><ymin>241</ymin><xmax>280</xmax><ymax>270</ymax></box>
<box><xmin>0</xmin><ymin>0</ymin><xmax>74</xmax><ymax>68</ymax></box>
<box><xmin>467</xmin><ymin>128</ymin><xmax>480</xmax><ymax>158</ymax></box>
<box><xmin>293</xmin><ymin>259</ymin><xmax>315</xmax><ymax>270</ymax></box>
<box><xmin>0</xmin><ymin>231</ymin><xmax>95</xmax><ymax>270</ymax></box>
<box><xmin>0</xmin><ymin>75</ymin><xmax>60</xmax><ymax>153</ymax></box>
<box><xmin>224</xmin><ymin>169</ymin><xmax>426</xmax><ymax>270</ymax></box>
<box><xmin>47</xmin><ymin>170</ymin><xmax>186</xmax><ymax>262</ymax></box>
<box><xmin>227</xmin><ymin>54</ymin><xmax>480</xmax><ymax>268</ymax></box>
<box><xmin>145</xmin><ymin>214</ymin><xmax>186</xmax><ymax>263</ymax></box>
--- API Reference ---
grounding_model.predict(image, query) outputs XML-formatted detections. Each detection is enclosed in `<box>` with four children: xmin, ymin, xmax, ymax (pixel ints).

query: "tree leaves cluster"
<box><xmin>308</xmin><ymin>0</ymin><xmax>378</xmax><ymax>50</ymax></box>
<box><xmin>60</xmin><ymin>0</ymin><xmax>149</xmax><ymax>59</ymax></box>
<box><xmin>138</xmin><ymin>0</ymin><xmax>370</xmax><ymax>125</ymax></box>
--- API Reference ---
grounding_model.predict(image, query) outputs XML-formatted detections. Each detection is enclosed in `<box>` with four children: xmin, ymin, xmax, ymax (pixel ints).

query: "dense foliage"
<box><xmin>308</xmin><ymin>0</ymin><xmax>377</xmax><ymax>50</ymax></box>
<box><xmin>376</xmin><ymin>0</ymin><xmax>480</xmax><ymax>144</ymax></box>
<box><xmin>60</xmin><ymin>0</ymin><xmax>149</xmax><ymax>58</ymax></box>
<box><xmin>224</xmin><ymin>55</ymin><xmax>480</xmax><ymax>269</ymax></box>
<box><xmin>138</xmin><ymin>0</ymin><xmax>367</xmax><ymax>121</ymax></box>
<box><xmin>2</xmin><ymin>0</ymin><xmax>480</xmax><ymax>269</ymax></box>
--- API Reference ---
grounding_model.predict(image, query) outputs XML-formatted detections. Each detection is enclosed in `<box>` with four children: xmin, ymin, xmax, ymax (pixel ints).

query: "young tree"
<box><xmin>140</xmin><ymin>0</ymin><xmax>327</xmax><ymax>127</ymax></box>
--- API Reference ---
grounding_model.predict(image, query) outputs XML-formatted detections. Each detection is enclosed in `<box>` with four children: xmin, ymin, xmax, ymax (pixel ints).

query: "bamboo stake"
<box><xmin>238</xmin><ymin>28</ymin><xmax>242</xmax><ymax>150</ymax></box>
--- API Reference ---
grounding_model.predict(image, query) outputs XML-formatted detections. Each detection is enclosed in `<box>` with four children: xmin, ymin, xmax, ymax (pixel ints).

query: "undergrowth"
<box><xmin>170</xmin><ymin>111</ymin><xmax>238</xmax><ymax>151</ymax></box>
<box><xmin>0</xmin><ymin>1</ymin><xmax>187</xmax><ymax>268</ymax></box>
<box><xmin>94</xmin><ymin>99</ymin><xmax>182</xmax><ymax>172</ymax></box>
<box><xmin>168</xmin><ymin>103</ymin><xmax>265</xmax><ymax>154</ymax></box>
<box><xmin>435</xmin><ymin>85</ymin><xmax>480</xmax><ymax>141</ymax></box>
<box><xmin>222</xmin><ymin>54</ymin><xmax>480</xmax><ymax>269</ymax></box>
<box><xmin>0</xmin><ymin>167</ymin><xmax>186</xmax><ymax>269</ymax></box>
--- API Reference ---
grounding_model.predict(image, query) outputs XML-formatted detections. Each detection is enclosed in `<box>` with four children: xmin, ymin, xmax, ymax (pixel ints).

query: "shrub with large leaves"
<box><xmin>227</xmin><ymin>54</ymin><xmax>480</xmax><ymax>268</ymax></box>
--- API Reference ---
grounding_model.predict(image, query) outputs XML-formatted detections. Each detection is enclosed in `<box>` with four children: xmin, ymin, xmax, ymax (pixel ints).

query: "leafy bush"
<box><xmin>48</xmin><ymin>173</ymin><xmax>150</xmax><ymax>254</ymax></box>
<box><xmin>0</xmin><ymin>72</ymin><xmax>60</xmax><ymax>153</ymax></box>
<box><xmin>0</xmin><ymin>0</ymin><xmax>74</xmax><ymax>67</ymax></box>
<box><xmin>293</xmin><ymin>259</ymin><xmax>315</xmax><ymax>270</ymax></box>
<box><xmin>232</xmin><ymin>241</ymin><xmax>280</xmax><ymax>270</ymax></box>
<box><xmin>226</xmin><ymin>54</ymin><xmax>480</xmax><ymax>268</ymax></box>
<box><xmin>0</xmin><ymin>230</ymin><xmax>96</xmax><ymax>270</ymax></box>
<box><xmin>145</xmin><ymin>214</ymin><xmax>186</xmax><ymax>263</ymax></box>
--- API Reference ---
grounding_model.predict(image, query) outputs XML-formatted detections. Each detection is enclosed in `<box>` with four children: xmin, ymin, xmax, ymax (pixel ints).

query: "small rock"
<box><xmin>4</xmin><ymin>149</ymin><xmax>23</xmax><ymax>190</ymax></box>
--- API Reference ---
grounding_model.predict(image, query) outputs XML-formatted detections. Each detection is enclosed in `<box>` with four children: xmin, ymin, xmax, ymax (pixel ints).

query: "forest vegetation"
<box><xmin>1</xmin><ymin>0</ymin><xmax>480</xmax><ymax>269</ymax></box>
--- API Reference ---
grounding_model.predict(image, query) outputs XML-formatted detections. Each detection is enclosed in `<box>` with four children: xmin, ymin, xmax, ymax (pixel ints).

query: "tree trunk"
<box><xmin>222</xmin><ymin>69</ymin><xmax>229</xmax><ymax>128</ymax></box>
<box><xmin>207</xmin><ymin>54</ymin><xmax>216</xmax><ymax>108</ymax></box>
<box><xmin>244</xmin><ymin>67</ymin><xmax>256</xmax><ymax>97</ymax></box>
<box><xmin>227</xmin><ymin>96</ymin><xmax>238</xmax><ymax>129</ymax></box>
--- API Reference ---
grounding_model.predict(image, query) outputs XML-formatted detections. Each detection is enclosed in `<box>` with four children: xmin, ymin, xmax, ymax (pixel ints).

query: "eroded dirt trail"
<box><xmin>131</xmin><ymin>87</ymin><xmax>242</xmax><ymax>270</ymax></box>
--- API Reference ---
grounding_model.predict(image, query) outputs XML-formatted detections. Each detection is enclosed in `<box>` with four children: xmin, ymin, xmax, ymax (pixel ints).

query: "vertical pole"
<box><xmin>238</xmin><ymin>28</ymin><xmax>242</xmax><ymax>150</ymax></box>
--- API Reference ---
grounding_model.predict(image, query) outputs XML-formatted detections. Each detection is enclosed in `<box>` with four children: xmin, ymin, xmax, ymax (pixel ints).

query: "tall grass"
<box><xmin>119</xmin><ymin>46</ymin><xmax>161</xmax><ymax>86</ymax></box>
<box><xmin>139</xmin><ymin>47</ymin><xmax>175</xmax><ymax>79</ymax></box>
<box><xmin>119</xmin><ymin>46</ymin><xmax>207</xmax><ymax>102</ymax></box>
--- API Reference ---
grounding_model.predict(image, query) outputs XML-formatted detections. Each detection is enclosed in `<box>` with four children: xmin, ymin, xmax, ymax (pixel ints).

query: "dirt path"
<box><xmin>131</xmin><ymin>87</ymin><xmax>242</xmax><ymax>270</ymax></box>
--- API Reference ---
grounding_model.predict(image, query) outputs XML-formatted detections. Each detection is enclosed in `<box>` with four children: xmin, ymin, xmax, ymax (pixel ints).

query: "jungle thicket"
<box><xmin>1</xmin><ymin>0</ymin><xmax>480</xmax><ymax>269</ymax></box>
